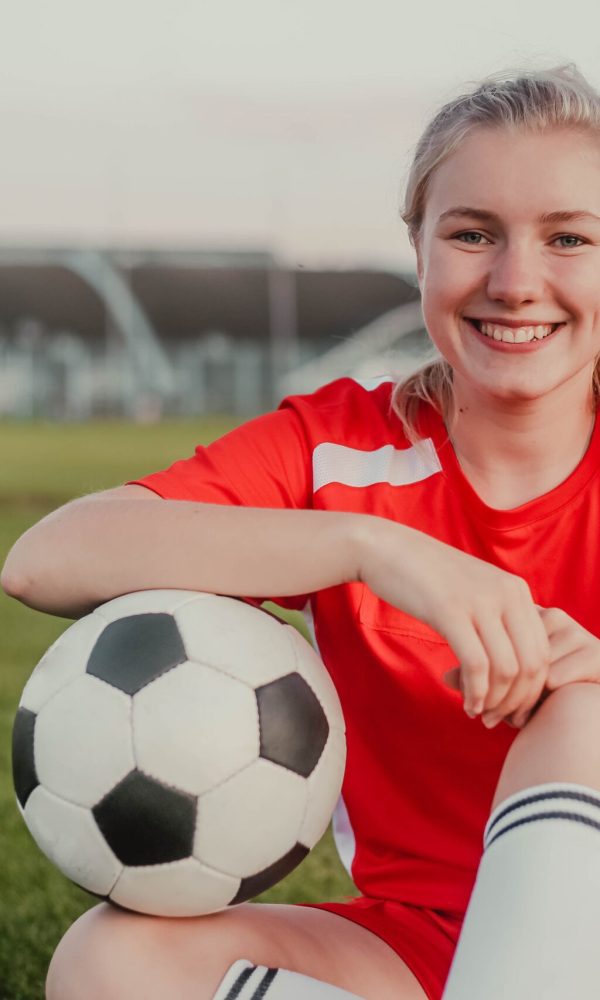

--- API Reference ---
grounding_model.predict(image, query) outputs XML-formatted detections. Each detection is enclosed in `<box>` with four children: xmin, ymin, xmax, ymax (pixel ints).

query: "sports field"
<box><xmin>0</xmin><ymin>417</ymin><xmax>356</xmax><ymax>1000</ymax></box>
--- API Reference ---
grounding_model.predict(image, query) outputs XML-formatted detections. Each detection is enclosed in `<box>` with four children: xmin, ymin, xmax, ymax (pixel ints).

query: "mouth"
<box><xmin>465</xmin><ymin>318</ymin><xmax>565</xmax><ymax>344</ymax></box>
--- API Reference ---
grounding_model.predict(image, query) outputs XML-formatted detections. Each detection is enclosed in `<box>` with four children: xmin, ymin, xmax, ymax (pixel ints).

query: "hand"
<box><xmin>443</xmin><ymin>665</ymin><xmax>550</xmax><ymax>728</ymax></box>
<box><xmin>356</xmin><ymin>518</ymin><xmax>549</xmax><ymax>719</ymax></box>
<box><xmin>511</xmin><ymin>608</ymin><xmax>600</xmax><ymax>726</ymax></box>
<box><xmin>445</xmin><ymin>607</ymin><xmax>600</xmax><ymax>729</ymax></box>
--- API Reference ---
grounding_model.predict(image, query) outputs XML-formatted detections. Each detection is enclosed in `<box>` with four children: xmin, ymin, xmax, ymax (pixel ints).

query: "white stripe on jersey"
<box><xmin>312</xmin><ymin>440</ymin><xmax>442</xmax><ymax>493</ymax></box>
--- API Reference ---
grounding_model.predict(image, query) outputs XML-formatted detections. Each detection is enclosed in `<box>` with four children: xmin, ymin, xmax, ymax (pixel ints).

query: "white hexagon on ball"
<box><xmin>175</xmin><ymin>595</ymin><xmax>295</xmax><ymax>688</ymax></box>
<box><xmin>19</xmin><ymin>614</ymin><xmax>107</xmax><ymax>714</ymax></box>
<box><xmin>110</xmin><ymin>855</ymin><xmax>240</xmax><ymax>917</ymax></box>
<box><xmin>35</xmin><ymin>674</ymin><xmax>134</xmax><ymax>807</ymax></box>
<box><xmin>23</xmin><ymin>785</ymin><xmax>122</xmax><ymax>895</ymax></box>
<box><xmin>194</xmin><ymin>758</ymin><xmax>307</xmax><ymax>877</ymax></box>
<box><xmin>132</xmin><ymin>660</ymin><xmax>259</xmax><ymax>795</ymax></box>
<box><xmin>94</xmin><ymin>588</ymin><xmax>202</xmax><ymax>624</ymax></box>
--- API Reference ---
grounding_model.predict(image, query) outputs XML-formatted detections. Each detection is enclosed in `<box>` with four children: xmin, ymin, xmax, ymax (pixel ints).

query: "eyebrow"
<box><xmin>437</xmin><ymin>207</ymin><xmax>600</xmax><ymax>225</ymax></box>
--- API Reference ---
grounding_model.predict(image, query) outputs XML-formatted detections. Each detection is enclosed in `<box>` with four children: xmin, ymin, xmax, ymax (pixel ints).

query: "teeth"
<box><xmin>477</xmin><ymin>321</ymin><xmax>555</xmax><ymax>343</ymax></box>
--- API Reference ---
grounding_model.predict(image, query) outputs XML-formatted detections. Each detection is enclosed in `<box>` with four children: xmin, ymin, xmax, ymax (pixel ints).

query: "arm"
<box><xmin>0</xmin><ymin>484</ymin><xmax>370</xmax><ymax>619</ymax></box>
<box><xmin>1</xmin><ymin>484</ymin><xmax>551</xmax><ymax>728</ymax></box>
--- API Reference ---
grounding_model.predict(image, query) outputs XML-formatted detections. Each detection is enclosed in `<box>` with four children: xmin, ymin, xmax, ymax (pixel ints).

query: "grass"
<box><xmin>0</xmin><ymin>417</ymin><xmax>356</xmax><ymax>1000</ymax></box>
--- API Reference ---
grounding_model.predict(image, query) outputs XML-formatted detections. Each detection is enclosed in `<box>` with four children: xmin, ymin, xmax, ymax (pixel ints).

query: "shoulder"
<box><xmin>278</xmin><ymin>376</ymin><xmax>407</xmax><ymax>448</ymax></box>
<box><xmin>279</xmin><ymin>376</ymin><xmax>445</xmax><ymax>494</ymax></box>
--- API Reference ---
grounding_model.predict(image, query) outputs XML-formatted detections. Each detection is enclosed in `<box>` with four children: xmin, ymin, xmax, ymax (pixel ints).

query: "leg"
<box><xmin>46</xmin><ymin>899</ymin><xmax>428</xmax><ymax>1000</ymax></box>
<box><xmin>443</xmin><ymin>682</ymin><xmax>600</xmax><ymax>999</ymax></box>
<box><xmin>493</xmin><ymin>679</ymin><xmax>600</xmax><ymax>806</ymax></box>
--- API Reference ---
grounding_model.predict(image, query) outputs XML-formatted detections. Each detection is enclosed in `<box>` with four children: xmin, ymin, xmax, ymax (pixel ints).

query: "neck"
<box><xmin>448</xmin><ymin>374</ymin><xmax>596</xmax><ymax>509</ymax></box>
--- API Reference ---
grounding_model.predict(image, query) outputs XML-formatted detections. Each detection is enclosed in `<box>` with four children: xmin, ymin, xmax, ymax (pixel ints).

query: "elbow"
<box><xmin>0</xmin><ymin>562</ymin><xmax>28</xmax><ymax>601</ymax></box>
<box><xmin>1</xmin><ymin>540</ymin><xmax>34</xmax><ymax>601</ymax></box>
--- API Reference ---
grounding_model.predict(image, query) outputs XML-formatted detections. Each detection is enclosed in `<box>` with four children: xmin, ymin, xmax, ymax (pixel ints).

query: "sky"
<box><xmin>1</xmin><ymin>0</ymin><xmax>600</xmax><ymax>270</ymax></box>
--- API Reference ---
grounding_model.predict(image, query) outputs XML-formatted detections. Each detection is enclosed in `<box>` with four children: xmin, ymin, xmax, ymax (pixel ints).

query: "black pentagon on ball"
<box><xmin>12</xmin><ymin>707</ymin><xmax>39</xmax><ymax>809</ymax></box>
<box><xmin>93</xmin><ymin>769</ymin><xmax>196</xmax><ymax>866</ymax></box>
<box><xmin>230</xmin><ymin>842</ymin><xmax>309</xmax><ymax>904</ymax></box>
<box><xmin>86</xmin><ymin>614</ymin><xmax>187</xmax><ymax>695</ymax></box>
<box><xmin>256</xmin><ymin>672</ymin><xmax>329</xmax><ymax>778</ymax></box>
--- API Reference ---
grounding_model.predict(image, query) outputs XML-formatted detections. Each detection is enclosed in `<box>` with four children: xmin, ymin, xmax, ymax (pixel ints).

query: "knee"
<box><xmin>45</xmin><ymin>902</ymin><xmax>246</xmax><ymax>1000</ymax></box>
<box><xmin>494</xmin><ymin>682</ymin><xmax>600</xmax><ymax>807</ymax></box>
<box><xmin>526</xmin><ymin>680</ymin><xmax>600</xmax><ymax>740</ymax></box>
<box><xmin>46</xmin><ymin>904</ymin><xmax>157</xmax><ymax>1000</ymax></box>
<box><xmin>46</xmin><ymin>904</ymin><xmax>111</xmax><ymax>1000</ymax></box>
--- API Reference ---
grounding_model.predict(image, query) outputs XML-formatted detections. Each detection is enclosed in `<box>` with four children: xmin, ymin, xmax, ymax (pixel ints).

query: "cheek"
<box><xmin>420</xmin><ymin>266</ymin><xmax>469</xmax><ymax>341</ymax></box>
<box><xmin>421</xmin><ymin>243</ymin><xmax>476</xmax><ymax>305</ymax></box>
<box><xmin>420</xmin><ymin>297</ymin><xmax>460</xmax><ymax>363</ymax></box>
<box><xmin>549</xmin><ymin>259</ymin><xmax>600</xmax><ymax>314</ymax></box>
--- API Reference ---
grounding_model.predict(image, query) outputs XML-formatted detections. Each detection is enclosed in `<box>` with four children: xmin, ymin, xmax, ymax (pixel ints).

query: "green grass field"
<box><xmin>0</xmin><ymin>417</ymin><xmax>356</xmax><ymax>1000</ymax></box>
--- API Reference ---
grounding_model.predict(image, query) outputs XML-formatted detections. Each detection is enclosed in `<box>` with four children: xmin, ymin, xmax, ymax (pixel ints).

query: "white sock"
<box><xmin>213</xmin><ymin>959</ymin><xmax>365</xmax><ymax>999</ymax></box>
<box><xmin>442</xmin><ymin>782</ymin><xmax>600</xmax><ymax>999</ymax></box>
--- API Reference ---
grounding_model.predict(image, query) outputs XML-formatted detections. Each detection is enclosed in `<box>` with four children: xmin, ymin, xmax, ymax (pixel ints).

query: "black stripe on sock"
<box><xmin>223</xmin><ymin>965</ymin><xmax>256</xmax><ymax>999</ymax></box>
<box><xmin>486</xmin><ymin>809</ymin><xmax>600</xmax><ymax>850</ymax></box>
<box><xmin>252</xmin><ymin>968</ymin><xmax>278</xmax><ymax>998</ymax></box>
<box><xmin>486</xmin><ymin>788</ymin><xmax>600</xmax><ymax>841</ymax></box>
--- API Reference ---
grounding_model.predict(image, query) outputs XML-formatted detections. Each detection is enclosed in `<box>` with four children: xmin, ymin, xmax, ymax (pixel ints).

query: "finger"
<box><xmin>486</xmin><ymin>673</ymin><xmax>548</xmax><ymax>729</ymax></box>
<box><xmin>481</xmin><ymin>604</ymin><xmax>549</xmax><ymax>724</ymax></box>
<box><xmin>441</xmin><ymin>619</ymin><xmax>490</xmax><ymax>715</ymax></box>
<box><xmin>511</xmin><ymin>687</ymin><xmax>552</xmax><ymax>728</ymax></box>
<box><xmin>506</xmin><ymin>601</ymin><xmax>550</xmax><ymax>672</ymax></box>
<box><xmin>546</xmin><ymin>647</ymin><xmax>594</xmax><ymax>689</ymax></box>
<box><xmin>537</xmin><ymin>606</ymin><xmax>571</xmax><ymax>640</ymax></box>
<box><xmin>546</xmin><ymin>629</ymin><xmax>582</xmax><ymax>665</ymax></box>
<box><xmin>473</xmin><ymin>615</ymin><xmax>520</xmax><ymax>714</ymax></box>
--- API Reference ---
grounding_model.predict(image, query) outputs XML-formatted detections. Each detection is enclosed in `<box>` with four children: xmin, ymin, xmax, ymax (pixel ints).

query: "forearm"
<box><xmin>1</xmin><ymin>497</ymin><xmax>372</xmax><ymax>619</ymax></box>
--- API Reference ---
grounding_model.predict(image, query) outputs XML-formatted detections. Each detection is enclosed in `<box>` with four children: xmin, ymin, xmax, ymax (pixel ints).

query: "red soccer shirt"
<box><xmin>126</xmin><ymin>376</ymin><xmax>600</xmax><ymax>912</ymax></box>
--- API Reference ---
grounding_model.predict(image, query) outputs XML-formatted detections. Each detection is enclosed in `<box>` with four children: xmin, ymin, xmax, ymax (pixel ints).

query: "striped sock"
<box><xmin>442</xmin><ymin>782</ymin><xmax>600</xmax><ymax>999</ymax></box>
<box><xmin>213</xmin><ymin>959</ymin><xmax>365</xmax><ymax>999</ymax></box>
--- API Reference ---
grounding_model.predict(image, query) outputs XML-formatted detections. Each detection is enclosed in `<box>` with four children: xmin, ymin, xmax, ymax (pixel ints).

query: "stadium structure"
<box><xmin>0</xmin><ymin>247</ymin><xmax>431</xmax><ymax>420</ymax></box>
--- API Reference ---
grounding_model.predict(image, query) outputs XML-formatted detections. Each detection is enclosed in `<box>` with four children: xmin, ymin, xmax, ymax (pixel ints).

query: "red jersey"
<box><xmin>127</xmin><ymin>376</ymin><xmax>600</xmax><ymax>912</ymax></box>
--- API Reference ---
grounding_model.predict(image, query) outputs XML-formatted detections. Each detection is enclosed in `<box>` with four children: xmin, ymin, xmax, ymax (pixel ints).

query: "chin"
<box><xmin>468</xmin><ymin>373</ymin><xmax>558</xmax><ymax>403</ymax></box>
<box><xmin>483</xmin><ymin>382</ymin><xmax>559</xmax><ymax>403</ymax></box>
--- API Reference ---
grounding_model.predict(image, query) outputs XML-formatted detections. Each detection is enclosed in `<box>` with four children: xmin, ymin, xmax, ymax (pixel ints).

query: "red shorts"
<box><xmin>303</xmin><ymin>897</ymin><xmax>464</xmax><ymax>1000</ymax></box>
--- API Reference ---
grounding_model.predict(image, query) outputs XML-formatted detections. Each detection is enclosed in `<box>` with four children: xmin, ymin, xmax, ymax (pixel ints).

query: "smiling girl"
<box><xmin>4</xmin><ymin>64</ymin><xmax>600</xmax><ymax>1000</ymax></box>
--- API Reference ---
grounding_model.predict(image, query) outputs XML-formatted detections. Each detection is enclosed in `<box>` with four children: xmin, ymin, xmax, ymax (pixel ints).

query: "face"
<box><xmin>415</xmin><ymin>126</ymin><xmax>600</xmax><ymax>409</ymax></box>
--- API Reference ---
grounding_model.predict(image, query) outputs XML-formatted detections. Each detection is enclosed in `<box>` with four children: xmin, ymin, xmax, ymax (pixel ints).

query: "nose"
<box><xmin>486</xmin><ymin>242</ymin><xmax>544</xmax><ymax>308</ymax></box>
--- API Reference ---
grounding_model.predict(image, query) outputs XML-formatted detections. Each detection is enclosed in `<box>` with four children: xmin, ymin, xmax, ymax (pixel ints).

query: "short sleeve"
<box><xmin>125</xmin><ymin>397</ymin><xmax>315</xmax><ymax>610</ymax></box>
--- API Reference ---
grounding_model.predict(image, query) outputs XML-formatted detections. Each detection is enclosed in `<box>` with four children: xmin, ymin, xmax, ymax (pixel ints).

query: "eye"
<box><xmin>453</xmin><ymin>231</ymin><xmax>491</xmax><ymax>245</ymax></box>
<box><xmin>553</xmin><ymin>234</ymin><xmax>585</xmax><ymax>249</ymax></box>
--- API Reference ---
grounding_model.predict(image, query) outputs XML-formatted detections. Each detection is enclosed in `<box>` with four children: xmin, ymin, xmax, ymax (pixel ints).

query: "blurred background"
<box><xmin>1</xmin><ymin>0</ymin><xmax>599</xmax><ymax>421</ymax></box>
<box><xmin>2</xmin><ymin>1</ymin><xmax>600</xmax><ymax>996</ymax></box>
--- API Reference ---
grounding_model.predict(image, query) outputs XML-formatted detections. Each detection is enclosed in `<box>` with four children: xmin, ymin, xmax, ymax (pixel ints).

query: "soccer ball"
<box><xmin>12</xmin><ymin>590</ymin><xmax>346</xmax><ymax>917</ymax></box>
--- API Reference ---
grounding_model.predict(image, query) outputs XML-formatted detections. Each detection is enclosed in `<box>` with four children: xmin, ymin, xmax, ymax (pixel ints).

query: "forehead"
<box><xmin>424</xmin><ymin>126</ymin><xmax>600</xmax><ymax>223</ymax></box>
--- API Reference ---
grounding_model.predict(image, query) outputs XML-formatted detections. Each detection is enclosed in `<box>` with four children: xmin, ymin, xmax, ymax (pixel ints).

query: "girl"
<box><xmin>4</xmin><ymin>64</ymin><xmax>600</xmax><ymax>1000</ymax></box>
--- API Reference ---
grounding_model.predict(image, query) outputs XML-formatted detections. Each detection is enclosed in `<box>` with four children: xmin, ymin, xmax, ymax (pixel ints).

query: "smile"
<box><xmin>466</xmin><ymin>319</ymin><xmax>564</xmax><ymax>344</ymax></box>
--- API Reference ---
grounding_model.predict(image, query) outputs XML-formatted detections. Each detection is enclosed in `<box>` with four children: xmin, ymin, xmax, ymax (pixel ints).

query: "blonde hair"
<box><xmin>392</xmin><ymin>64</ymin><xmax>600</xmax><ymax>442</ymax></box>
